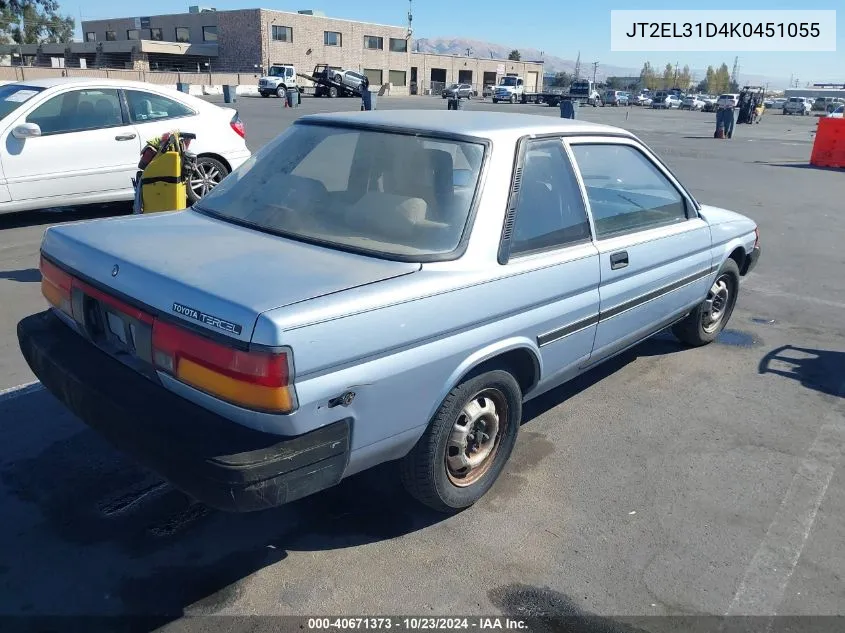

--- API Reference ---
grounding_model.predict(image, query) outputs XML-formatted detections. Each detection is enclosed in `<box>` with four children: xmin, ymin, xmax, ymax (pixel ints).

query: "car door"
<box><xmin>567</xmin><ymin>138</ymin><xmax>713</xmax><ymax>367</ymax></box>
<box><xmin>497</xmin><ymin>137</ymin><xmax>601</xmax><ymax>391</ymax></box>
<box><xmin>3</xmin><ymin>86</ymin><xmax>140</xmax><ymax>203</ymax></box>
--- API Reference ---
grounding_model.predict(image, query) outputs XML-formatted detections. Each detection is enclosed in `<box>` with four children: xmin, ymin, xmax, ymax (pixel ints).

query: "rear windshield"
<box><xmin>194</xmin><ymin>123</ymin><xmax>486</xmax><ymax>258</ymax></box>
<box><xmin>0</xmin><ymin>84</ymin><xmax>45</xmax><ymax>120</ymax></box>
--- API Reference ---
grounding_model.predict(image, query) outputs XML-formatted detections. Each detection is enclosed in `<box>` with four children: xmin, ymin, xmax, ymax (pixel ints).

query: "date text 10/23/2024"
<box><xmin>609</xmin><ymin>10</ymin><xmax>836</xmax><ymax>52</ymax></box>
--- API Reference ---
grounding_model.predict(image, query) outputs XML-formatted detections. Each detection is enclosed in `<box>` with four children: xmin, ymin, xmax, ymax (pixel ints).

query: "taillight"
<box><xmin>151</xmin><ymin>319</ymin><xmax>294</xmax><ymax>413</ymax></box>
<box><xmin>40</xmin><ymin>255</ymin><xmax>72</xmax><ymax>316</ymax></box>
<box><xmin>230</xmin><ymin>112</ymin><xmax>245</xmax><ymax>139</ymax></box>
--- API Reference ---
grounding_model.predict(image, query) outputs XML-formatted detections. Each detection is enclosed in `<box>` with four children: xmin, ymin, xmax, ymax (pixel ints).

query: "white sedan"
<box><xmin>0</xmin><ymin>77</ymin><xmax>251</xmax><ymax>215</ymax></box>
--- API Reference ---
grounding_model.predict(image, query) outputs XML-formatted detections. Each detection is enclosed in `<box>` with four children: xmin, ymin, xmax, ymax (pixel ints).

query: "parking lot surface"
<box><xmin>0</xmin><ymin>96</ymin><xmax>843</xmax><ymax>628</ymax></box>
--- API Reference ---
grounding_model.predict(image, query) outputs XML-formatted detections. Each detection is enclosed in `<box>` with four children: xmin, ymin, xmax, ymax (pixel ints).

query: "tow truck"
<box><xmin>297</xmin><ymin>64</ymin><xmax>367</xmax><ymax>99</ymax></box>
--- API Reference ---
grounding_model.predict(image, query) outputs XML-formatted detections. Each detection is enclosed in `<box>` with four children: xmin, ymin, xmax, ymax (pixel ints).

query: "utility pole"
<box><xmin>731</xmin><ymin>56</ymin><xmax>739</xmax><ymax>87</ymax></box>
<box><xmin>574</xmin><ymin>51</ymin><xmax>581</xmax><ymax>80</ymax></box>
<box><xmin>591</xmin><ymin>60</ymin><xmax>599</xmax><ymax>84</ymax></box>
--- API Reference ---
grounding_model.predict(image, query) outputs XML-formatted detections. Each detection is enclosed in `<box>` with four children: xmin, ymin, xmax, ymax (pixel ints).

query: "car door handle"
<box><xmin>610</xmin><ymin>251</ymin><xmax>629</xmax><ymax>270</ymax></box>
<box><xmin>115</xmin><ymin>133</ymin><xmax>137</xmax><ymax>141</ymax></box>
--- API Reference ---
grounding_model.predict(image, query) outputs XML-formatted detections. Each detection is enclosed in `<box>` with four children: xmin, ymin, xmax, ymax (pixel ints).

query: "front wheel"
<box><xmin>275</xmin><ymin>85</ymin><xmax>286</xmax><ymax>98</ymax></box>
<box><xmin>187</xmin><ymin>156</ymin><xmax>229</xmax><ymax>204</ymax></box>
<box><xmin>400</xmin><ymin>369</ymin><xmax>522</xmax><ymax>513</ymax></box>
<box><xmin>672</xmin><ymin>258</ymin><xmax>740</xmax><ymax>346</ymax></box>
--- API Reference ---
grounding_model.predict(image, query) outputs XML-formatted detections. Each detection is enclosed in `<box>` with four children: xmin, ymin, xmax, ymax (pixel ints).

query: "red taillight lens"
<box><xmin>151</xmin><ymin>319</ymin><xmax>294</xmax><ymax>412</ymax></box>
<box><xmin>40</xmin><ymin>255</ymin><xmax>72</xmax><ymax>315</ymax></box>
<box><xmin>230</xmin><ymin>113</ymin><xmax>245</xmax><ymax>139</ymax></box>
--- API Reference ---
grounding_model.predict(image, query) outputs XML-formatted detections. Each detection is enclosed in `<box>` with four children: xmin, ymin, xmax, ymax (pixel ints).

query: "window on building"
<box><xmin>363</xmin><ymin>69</ymin><xmax>383</xmax><ymax>86</ymax></box>
<box><xmin>272</xmin><ymin>25</ymin><xmax>292</xmax><ymax>42</ymax></box>
<box><xmin>127</xmin><ymin>29</ymin><xmax>139</xmax><ymax>40</ymax></box>
<box><xmin>175</xmin><ymin>27</ymin><xmax>190</xmax><ymax>43</ymax></box>
<box><xmin>324</xmin><ymin>31</ymin><xmax>341</xmax><ymax>46</ymax></box>
<box><xmin>363</xmin><ymin>35</ymin><xmax>383</xmax><ymax>50</ymax></box>
<box><xmin>507</xmin><ymin>139</ymin><xmax>592</xmax><ymax>257</ymax></box>
<box><xmin>149</xmin><ymin>28</ymin><xmax>163</xmax><ymax>41</ymax></box>
<box><xmin>388</xmin><ymin>70</ymin><xmax>406</xmax><ymax>86</ymax></box>
<box><xmin>85</xmin><ymin>32</ymin><xmax>96</xmax><ymax>42</ymax></box>
<box><xmin>203</xmin><ymin>26</ymin><xmax>217</xmax><ymax>41</ymax></box>
<box><xmin>389</xmin><ymin>37</ymin><xmax>407</xmax><ymax>53</ymax></box>
<box><xmin>26</xmin><ymin>88</ymin><xmax>124</xmax><ymax>135</ymax></box>
<box><xmin>570</xmin><ymin>143</ymin><xmax>688</xmax><ymax>239</ymax></box>
<box><xmin>125</xmin><ymin>89</ymin><xmax>196</xmax><ymax>122</ymax></box>
<box><xmin>105</xmin><ymin>31</ymin><xmax>116</xmax><ymax>41</ymax></box>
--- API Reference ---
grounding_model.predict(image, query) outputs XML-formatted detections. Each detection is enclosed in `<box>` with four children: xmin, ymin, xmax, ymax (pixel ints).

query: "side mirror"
<box><xmin>12</xmin><ymin>122</ymin><xmax>41</xmax><ymax>139</ymax></box>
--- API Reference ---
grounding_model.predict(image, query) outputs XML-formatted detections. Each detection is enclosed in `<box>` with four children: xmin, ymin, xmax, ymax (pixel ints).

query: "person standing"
<box><xmin>560</xmin><ymin>97</ymin><xmax>576</xmax><ymax>119</ymax></box>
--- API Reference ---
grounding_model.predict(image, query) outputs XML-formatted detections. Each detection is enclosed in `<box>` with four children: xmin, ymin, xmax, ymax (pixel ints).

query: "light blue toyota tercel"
<box><xmin>18</xmin><ymin>110</ymin><xmax>760</xmax><ymax>513</ymax></box>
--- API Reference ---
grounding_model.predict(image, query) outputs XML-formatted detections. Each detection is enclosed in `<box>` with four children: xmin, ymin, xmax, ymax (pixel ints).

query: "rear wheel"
<box><xmin>187</xmin><ymin>156</ymin><xmax>229</xmax><ymax>204</ymax></box>
<box><xmin>400</xmin><ymin>369</ymin><xmax>522</xmax><ymax>513</ymax></box>
<box><xmin>328</xmin><ymin>86</ymin><xmax>338</xmax><ymax>98</ymax></box>
<box><xmin>672</xmin><ymin>259</ymin><xmax>740</xmax><ymax>346</ymax></box>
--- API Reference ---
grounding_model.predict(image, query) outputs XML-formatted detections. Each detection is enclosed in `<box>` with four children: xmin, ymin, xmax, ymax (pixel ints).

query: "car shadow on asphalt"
<box><xmin>758</xmin><ymin>344</ymin><xmax>845</xmax><ymax>399</ymax></box>
<box><xmin>522</xmin><ymin>331</ymin><xmax>687</xmax><ymax>424</ymax></box>
<box><xmin>0</xmin><ymin>268</ymin><xmax>41</xmax><ymax>283</ymax></box>
<box><xmin>753</xmin><ymin>162</ymin><xmax>844</xmax><ymax>172</ymax></box>
<box><xmin>0</xmin><ymin>331</ymin><xmax>688</xmax><ymax>625</ymax></box>
<box><xmin>0</xmin><ymin>203</ymin><xmax>131</xmax><ymax>231</ymax></box>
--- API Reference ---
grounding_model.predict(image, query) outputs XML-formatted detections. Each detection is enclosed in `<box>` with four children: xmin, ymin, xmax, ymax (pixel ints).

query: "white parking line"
<box><xmin>726</xmin><ymin>420</ymin><xmax>845</xmax><ymax>616</ymax></box>
<box><xmin>0</xmin><ymin>381</ymin><xmax>44</xmax><ymax>403</ymax></box>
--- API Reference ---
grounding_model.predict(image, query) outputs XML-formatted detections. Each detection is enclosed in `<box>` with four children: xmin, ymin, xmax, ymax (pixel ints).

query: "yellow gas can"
<box><xmin>141</xmin><ymin>149</ymin><xmax>186</xmax><ymax>213</ymax></box>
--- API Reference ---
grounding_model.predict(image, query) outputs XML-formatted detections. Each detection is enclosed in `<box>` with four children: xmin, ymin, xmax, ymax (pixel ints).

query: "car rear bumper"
<box><xmin>17</xmin><ymin>310</ymin><xmax>350</xmax><ymax>513</ymax></box>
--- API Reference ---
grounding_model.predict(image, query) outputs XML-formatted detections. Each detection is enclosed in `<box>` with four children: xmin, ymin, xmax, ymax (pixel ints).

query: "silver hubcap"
<box><xmin>445</xmin><ymin>390</ymin><xmax>505</xmax><ymax>487</ymax></box>
<box><xmin>702</xmin><ymin>276</ymin><xmax>731</xmax><ymax>333</ymax></box>
<box><xmin>190</xmin><ymin>162</ymin><xmax>223</xmax><ymax>199</ymax></box>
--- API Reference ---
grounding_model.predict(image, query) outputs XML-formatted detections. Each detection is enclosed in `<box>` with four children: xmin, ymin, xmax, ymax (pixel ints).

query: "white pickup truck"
<box><xmin>782</xmin><ymin>97</ymin><xmax>812</xmax><ymax>116</ymax></box>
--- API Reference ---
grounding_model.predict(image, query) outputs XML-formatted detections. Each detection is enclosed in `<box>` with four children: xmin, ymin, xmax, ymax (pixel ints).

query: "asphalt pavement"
<box><xmin>0</xmin><ymin>96</ymin><xmax>843</xmax><ymax>630</ymax></box>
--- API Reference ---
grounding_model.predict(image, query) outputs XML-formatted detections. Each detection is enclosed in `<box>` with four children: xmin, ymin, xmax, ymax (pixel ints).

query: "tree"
<box><xmin>639</xmin><ymin>62</ymin><xmax>658</xmax><ymax>91</ymax></box>
<box><xmin>0</xmin><ymin>0</ymin><xmax>75</xmax><ymax>46</ymax></box>
<box><xmin>678</xmin><ymin>64</ymin><xmax>691</xmax><ymax>90</ymax></box>
<box><xmin>696</xmin><ymin>78</ymin><xmax>708</xmax><ymax>93</ymax></box>
<box><xmin>705</xmin><ymin>65</ymin><xmax>717</xmax><ymax>93</ymax></box>
<box><xmin>714</xmin><ymin>63</ymin><xmax>731</xmax><ymax>94</ymax></box>
<box><xmin>507</xmin><ymin>49</ymin><xmax>521</xmax><ymax>61</ymax></box>
<box><xmin>551</xmin><ymin>71</ymin><xmax>571</xmax><ymax>88</ymax></box>
<box><xmin>662</xmin><ymin>63</ymin><xmax>673</xmax><ymax>89</ymax></box>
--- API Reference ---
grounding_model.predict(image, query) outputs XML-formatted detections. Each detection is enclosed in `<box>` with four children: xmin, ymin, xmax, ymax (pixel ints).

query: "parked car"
<box><xmin>442</xmin><ymin>83</ymin><xmax>475</xmax><ymax>99</ymax></box>
<box><xmin>603</xmin><ymin>90</ymin><xmax>629</xmax><ymax>106</ymax></box>
<box><xmin>482</xmin><ymin>84</ymin><xmax>494</xmax><ymax>98</ymax></box>
<box><xmin>702</xmin><ymin>96</ymin><xmax>719</xmax><ymax>112</ymax></box>
<box><xmin>680</xmin><ymin>95</ymin><xmax>705</xmax><ymax>111</ymax></box>
<box><xmin>0</xmin><ymin>78</ymin><xmax>250</xmax><ymax>214</ymax></box>
<box><xmin>18</xmin><ymin>111</ymin><xmax>761</xmax><ymax>514</ymax></box>
<box><xmin>717</xmin><ymin>94</ymin><xmax>740</xmax><ymax>109</ymax></box>
<box><xmin>652</xmin><ymin>92</ymin><xmax>681</xmax><ymax>109</ymax></box>
<box><xmin>771</xmin><ymin>98</ymin><xmax>787</xmax><ymax>110</ymax></box>
<box><xmin>333</xmin><ymin>69</ymin><xmax>369</xmax><ymax>92</ymax></box>
<box><xmin>632</xmin><ymin>93</ymin><xmax>652</xmax><ymax>106</ymax></box>
<box><xmin>826</xmin><ymin>104</ymin><xmax>844</xmax><ymax>119</ymax></box>
<box><xmin>783</xmin><ymin>97</ymin><xmax>812</xmax><ymax>116</ymax></box>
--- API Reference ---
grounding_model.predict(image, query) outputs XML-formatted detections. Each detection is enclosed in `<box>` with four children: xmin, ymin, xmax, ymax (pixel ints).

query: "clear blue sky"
<box><xmin>73</xmin><ymin>0</ymin><xmax>842</xmax><ymax>85</ymax></box>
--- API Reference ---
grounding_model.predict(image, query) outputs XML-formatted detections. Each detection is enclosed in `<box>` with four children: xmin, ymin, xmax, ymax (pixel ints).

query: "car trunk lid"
<box><xmin>41</xmin><ymin>210</ymin><xmax>420</xmax><ymax>344</ymax></box>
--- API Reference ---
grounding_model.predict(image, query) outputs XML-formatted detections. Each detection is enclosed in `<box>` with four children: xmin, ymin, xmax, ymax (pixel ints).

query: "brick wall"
<box><xmin>217</xmin><ymin>9</ymin><xmax>263</xmax><ymax>72</ymax></box>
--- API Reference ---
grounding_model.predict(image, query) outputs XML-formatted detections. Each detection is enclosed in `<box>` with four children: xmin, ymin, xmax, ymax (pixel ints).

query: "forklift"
<box><xmin>737</xmin><ymin>86</ymin><xmax>765</xmax><ymax>124</ymax></box>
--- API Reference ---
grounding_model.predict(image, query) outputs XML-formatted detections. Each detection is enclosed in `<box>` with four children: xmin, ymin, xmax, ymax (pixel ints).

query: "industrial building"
<box><xmin>1</xmin><ymin>6</ymin><xmax>544</xmax><ymax>96</ymax></box>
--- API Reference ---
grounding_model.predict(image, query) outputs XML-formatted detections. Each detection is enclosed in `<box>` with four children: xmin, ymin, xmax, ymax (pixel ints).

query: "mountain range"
<box><xmin>413</xmin><ymin>37</ymin><xmax>789</xmax><ymax>89</ymax></box>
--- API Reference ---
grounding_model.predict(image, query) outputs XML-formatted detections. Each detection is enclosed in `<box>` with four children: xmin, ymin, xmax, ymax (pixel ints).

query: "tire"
<box><xmin>400</xmin><ymin>369</ymin><xmax>522</xmax><ymax>513</ymax></box>
<box><xmin>328</xmin><ymin>86</ymin><xmax>338</xmax><ymax>98</ymax></box>
<box><xmin>510</xmin><ymin>94</ymin><xmax>517</xmax><ymax>104</ymax></box>
<box><xmin>492</xmin><ymin>98</ymin><xmax>498</xmax><ymax>104</ymax></box>
<box><xmin>187</xmin><ymin>156</ymin><xmax>229</xmax><ymax>205</ymax></box>
<box><xmin>672</xmin><ymin>258</ymin><xmax>741</xmax><ymax>347</ymax></box>
<box><xmin>260</xmin><ymin>92</ymin><xmax>269</xmax><ymax>98</ymax></box>
<box><xmin>275</xmin><ymin>85</ymin><xmax>285</xmax><ymax>98</ymax></box>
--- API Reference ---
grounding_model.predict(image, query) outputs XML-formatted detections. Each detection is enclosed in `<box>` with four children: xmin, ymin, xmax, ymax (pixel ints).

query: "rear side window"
<box><xmin>506</xmin><ymin>138</ymin><xmax>592</xmax><ymax>258</ymax></box>
<box><xmin>125</xmin><ymin>90</ymin><xmax>195</xmax><ymax>122</ymax></box>
<box><xmin>26</xmin><ymin>88</ymin><xmax>123</xmax><ymax>134</ymax></box>
<box><xmin>570</xmin><ymin>143</ymin><xmax>688</xmax><ymax>239</ymax></box>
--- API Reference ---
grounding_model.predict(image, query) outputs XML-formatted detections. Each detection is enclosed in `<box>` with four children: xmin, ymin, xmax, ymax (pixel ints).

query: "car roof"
<box><xmin>296</xmin><ymin>110</ymin><xmax>633</xmax><ymax>142</ymax></box>
<box><xmin>6</xmin><ymin>77</ymin><xmax>192</xmax><ymax>94</ymax></box>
